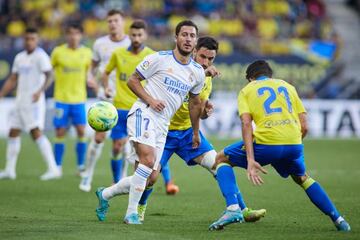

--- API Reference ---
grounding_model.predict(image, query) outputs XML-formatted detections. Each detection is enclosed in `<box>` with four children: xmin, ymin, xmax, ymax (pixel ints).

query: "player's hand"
<box><xmin>204</xmin><ymin>101</ymin><xmax>214</xmax><ymax>117</ymax></box>
<box><xmin>104</xmin><ymin>87</ymin><xmax>114</xmax><ymax>99</ymax></box>
<box><xmin>32</xmin><ymin>91</ymin><xmax>41</xmax><ymax>102</ymax></box>
<box><xmin>247</xmin><ymin>160</ymin><xmax>267</xmax><ymax>185</ymax></box>
<box><xmin>149</xmin><ymin>99</ymin><xmax>165</xmax><ymax>112</ymax></box>
<box><xmin>205</xmin><ymin>65</ymin><xmax>220</xmax><ymax>78</ymax></box>
<box><xmin>192</xmin><ymin>132</ymin><xmax>201</xmax><ymax>149</ymax></box>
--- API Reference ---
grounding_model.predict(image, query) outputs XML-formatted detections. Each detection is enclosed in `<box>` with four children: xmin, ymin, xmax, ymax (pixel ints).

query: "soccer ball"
<box><xmin>87</xmin><ymin>101</ymin><xmax>118</xmax><ymax>132</ymax></box>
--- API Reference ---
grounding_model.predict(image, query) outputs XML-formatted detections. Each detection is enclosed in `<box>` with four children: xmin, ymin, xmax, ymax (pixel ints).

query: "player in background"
<box><xmin>136</xmin><ymin>36</ymin><xmax>266</xmax><ymax>223</ymax></box>
<box><xmin>0</xmin><ymin>28</ymin><xmax>60</xmax><ymax>180</ymax></box>
<box><xmin>79</xmin><ymin>9</ymin><xmax>131</xmax><ymax>191</ymax></box>
<box><xmin>209</xmin><ymin>60</ymin><xmax>351</xmax><ymax>231</ymax></box>
<box><xmin>51</xmin><ymin>23</ymin><xmax>92</xmax><ymax>176</ymax></box>
<box><xmin>79</xmin><ymin>19</ymin><xmax>153</xmax><ymax>192</ymax></box>
<box><xmin>95</xmin><ymin>20</ymin><xmax>205</xmax><ymax>224</ymax></box>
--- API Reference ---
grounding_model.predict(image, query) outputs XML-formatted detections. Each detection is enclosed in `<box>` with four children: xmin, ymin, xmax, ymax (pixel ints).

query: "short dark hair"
<box><xmin>66</xmin><ymin>23</ymin><xmax>83</xmax><ymax>33</ymax></box>
<box><xmin>246</xmin><ymin>60</ymin><xmax>273</xmax><ymax>80</ymax></box>
<box><xmin>107</xmin><ymin>9</ymin><xmax>124</xmax><ymax>17</ymax></box>
<box><xmin>175</xmin><ymin>20</ymin><xmax>198</xmax><ymax>36</ymax></box>
<box><xmin>130</xmin><ymin>19</ymin><xmax>147</xmax><ymax>30</ymax></box>
<box><xmin>196</xmin><ymin>36</ymin><xmax>218</xmax><ymax>52</ymax></box>
<box><xmin>25</xmin><ymin>27</ymin><xmax>38</xmax><ymax>34</ymax></box>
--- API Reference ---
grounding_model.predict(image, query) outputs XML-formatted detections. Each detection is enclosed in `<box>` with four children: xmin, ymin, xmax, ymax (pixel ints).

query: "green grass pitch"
<box><xmin>0</xmin><ymin>137</ymin><xmax>359</xmax><ymax>240</ymax></box>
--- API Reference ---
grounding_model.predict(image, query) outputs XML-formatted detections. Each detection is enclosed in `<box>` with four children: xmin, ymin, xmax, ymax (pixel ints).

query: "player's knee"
<box><xmin>30</xmin><ymin>128</ymin><xmax>42</xmax><ymax>140</ymax></box>
<box><xmin>9</xmin><ymin>129</ymin><xmax>21</xmax><ymax>138</ymax></box>
<box><xmin>94</xmin><ymin>132</ymin><xmax>106</xmax><ymax>143</ymax></box>
<box><xmin>199</xmin><ymin>150</ymin><xmax>217</xmax><ymax>174</ymax></box>
<box><xmin>76</xmin><ymin>126</ymin><xmax>85</xmax><ymax>137</ymax></box>
<box><xmin>215</xmin><ymin>150</ymin><xmax>228</xmax><ymax>167</ymax></box>
<box><xmin>56</xmin><ymin>128</ymin><xmax>66</xmax><ymax>137</ymax></box>
<box><xmin>291</xmin><ymin>174</ymin><xmax>308</xmax><ymax>185</ymax></box>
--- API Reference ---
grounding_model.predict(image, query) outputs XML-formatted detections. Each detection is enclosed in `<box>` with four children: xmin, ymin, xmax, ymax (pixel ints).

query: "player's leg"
<box><xmin>137</xmin><ymin>147</ymin><xmax>176</xmax><ymax>222</ymax></box>
<box><xmin>53</xmin><ymin>102</ymin><xmax>69</xmax><ymax>173</ymax></box>
<box><xmin>209</xmin><ymin>141</ymin><xmax>267</xmax><ymax>230</ymax></box>
<box><xmin>0</xmin><ymin>128</ymin><xmax>21</xmax><ymax>180</ymax></box>
<box><xmin>110</xmin><ymin>109</ymin><xmax>130</xmax><ymax>183</ymax></box>
<box><xmin>29</xmin><ymin>128</ymin><xmax>60</xmax><ymax>180</ymax></box>
<box><xmin>111</xmin><ymin>138</ymin><xmax>127</xmax><ymax>183</ymax></box>
<box><xmin>72</xmin><ymin>103</ymin><xmax>87</xmax><ymax>173</ymax></box>
<box><xmin>123</xmin><ymin>141</ymin><xmax>155</xmax><ymax>224</ymax></box>
<box><xmin>291</xmin><ymin>174</ymin><xmax>350</xmax><ymax>231</ymax></box>
<box><xmin>79</xmin><ymin>131</ymin><xmax>106</xmax><ymax>192</ymax></box>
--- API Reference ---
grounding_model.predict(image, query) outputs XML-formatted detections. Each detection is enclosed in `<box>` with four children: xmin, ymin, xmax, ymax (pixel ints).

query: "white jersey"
<box><xmin>134</xmin><ymin>50</ymin><xmax>205</xmax><ymax>128</ymax></box>
<box><xmin>92</xmin><ymin>35</ymin><xmax>131</xmax><ymax>91</ymax></box>
<box><xmin>11</xmin><ymin>47</ymin><xmax>52</xmax><ymax>106</ymax></box>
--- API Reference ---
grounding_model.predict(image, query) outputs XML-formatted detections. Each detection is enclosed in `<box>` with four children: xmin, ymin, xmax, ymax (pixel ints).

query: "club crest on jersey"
<box><xmin>140</xmin><ymin>60</ymin><xmax>150</xmax><ymax>70</ymax></box>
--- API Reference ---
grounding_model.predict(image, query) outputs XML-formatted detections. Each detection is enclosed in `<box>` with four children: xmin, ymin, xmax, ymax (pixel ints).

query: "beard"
<box><xmin>176</xmin><ymin>42</ymin><xmax>193</xmax><ymax>57</ymax></box>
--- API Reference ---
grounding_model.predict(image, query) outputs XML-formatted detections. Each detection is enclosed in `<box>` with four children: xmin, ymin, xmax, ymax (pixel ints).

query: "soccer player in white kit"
<box><xmin>0</xmin><ymin>28</ymin><xmax>60</xmax><ymax>180</ymax></box>
<box><xmin>79</xmin><ymin>9</ymin><xmax>131</xmax><ymax>192</ymax></box>
<box><xmin>95</xmin><ymin>20</ymin><xmax>205</xmax><ymax>224</ymax></box>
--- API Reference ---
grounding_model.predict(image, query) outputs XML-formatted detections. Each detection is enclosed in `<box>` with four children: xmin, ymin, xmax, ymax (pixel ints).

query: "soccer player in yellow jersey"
<box><xmin>136</xmin><ymin>37</ymin><xmax>265</xmax><ymax>223</ymax></box>
<box><xmin>51</xmin><ymin>23</ymin><xmax>92</xmax><ymax>176</ymax></box>
<box><xmin>209</xmin><ymin>60</ymin><xmax>351</xmax><ymax>231</ymax></box>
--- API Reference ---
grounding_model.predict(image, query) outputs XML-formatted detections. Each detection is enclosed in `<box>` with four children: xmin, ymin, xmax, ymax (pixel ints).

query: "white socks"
<box><xmin>102</xmin><ymin>176</ymin><xmax>132</xmax><ymax>200</ymax></box>
<box><xmin>36</xmin><ymin>135</ymin><xmax>58</xmax><ymax>173</ymax></box>
<box><xmin>126</xmin><ymin>164</ymin><xmax>152</xmax><ymax>216</ymax></box>
<box><xmin>5</xmin><ymin>137</ymin><xmax>21</xmax><ymax>175</ymax></box>
<box><xmin>84</xmin><ymin>138</ymin><xmax>104</xmax><ymax>183</ymax></box>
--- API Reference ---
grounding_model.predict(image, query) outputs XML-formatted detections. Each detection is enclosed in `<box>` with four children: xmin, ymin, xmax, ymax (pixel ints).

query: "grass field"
<box><xmin>0</xmin><ymin>137</ymin><xmax>359</xmax><ymax>240</ymax></box>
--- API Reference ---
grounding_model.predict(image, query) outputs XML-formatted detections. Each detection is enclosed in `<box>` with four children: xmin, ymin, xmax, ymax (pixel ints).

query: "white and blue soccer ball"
<box><xmin>87</xmin><ymin>101</ymin><xmax>118</xmax><ymax>132</ymax></box>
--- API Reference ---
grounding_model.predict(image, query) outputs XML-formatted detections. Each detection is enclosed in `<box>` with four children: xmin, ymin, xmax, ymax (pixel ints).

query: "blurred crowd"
<box><xmin>0</xmin><ymin>0</ymin><xmax>337</xmax><ymax>56</ymax></box>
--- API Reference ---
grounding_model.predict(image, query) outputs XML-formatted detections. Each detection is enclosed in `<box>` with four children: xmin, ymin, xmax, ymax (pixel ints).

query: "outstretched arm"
<box><xmin>127</xmin><ymin>72</ymin><xmax>165</xmax><ymax>112</ymax></box>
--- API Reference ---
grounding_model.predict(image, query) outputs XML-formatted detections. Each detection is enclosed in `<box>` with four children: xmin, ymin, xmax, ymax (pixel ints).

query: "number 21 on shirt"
<box><xmin>257</xmin><ymin>86</ymin><xmax>292</xmax><ymax>114</ymax></box>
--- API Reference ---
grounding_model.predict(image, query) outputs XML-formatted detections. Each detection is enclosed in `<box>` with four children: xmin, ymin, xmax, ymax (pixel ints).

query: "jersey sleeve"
<box><xmin>199</xmin><ymin>76</ymin><xmax>212</xmax><ymax>100</ymax></box>
<box><xmin>135</xmin><ymin>52</ymin><xmax>160</xmax><ymax>80</ymax></box>
<box><xmin>11</xmin><ymin>55</ymin><xmax>19</xmax><ymax>73</ymax></box>
<box><xmin>39</xmin><ymin>51</ymin><xmax>52</xmax><ymax>72</ymax></box>
<box><xmin>92</xmin><ymin>40</ymin><xmax>100</xmax><ymax>62</ymax></box>
<box><xmin>292</xmin><ymin>86</ymin><xmax>306</xmax><ymax>114</ymax></box>
<box><xmin>105</xmin><ymin>51</ymin><xmax>117</xmax><ymax>74</ymax></box>
<box><xmin>190</xmin><ymin>69</ymin><xmax>205</xmax><ymax>95</ymax></box>
<box><xmin>238</xmin><ymin>89</ymin><xmax>250</xmax><ymax>116</ymax></box>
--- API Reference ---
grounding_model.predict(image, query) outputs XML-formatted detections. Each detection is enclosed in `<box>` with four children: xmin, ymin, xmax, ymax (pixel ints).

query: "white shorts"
<box><xmin>8</xmin><ymin>101</ymin><xmax>45</xmax><ymax>132</ymax></box>
<box><xmin>127</xmin><ymin>102</ymin><xmax>168</xmax><ymax>170</ymax></box>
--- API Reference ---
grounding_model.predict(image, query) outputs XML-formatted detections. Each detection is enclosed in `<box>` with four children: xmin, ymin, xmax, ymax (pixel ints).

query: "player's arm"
<box><xmin>33</xmin><ymin>71</ymin><xmax>53</xmax><ymax>102</ymax></box>
<box><xmin>0</xmin><ymin>73</ymin><xmax>18</xmax><ymax>98</ymax></box>
<box><xmin>87</xmin><ymin>60</ymin><xmax>100</xmax><ymax>90</ymax></box>
<box><xmin>299</xmin><ymin>112</ymin><xmax>308</xmax><ymax>139</ymax></box>
<box><xmin>189</xmin><ymin>92</ymin><xmax>202</xmax><ymax>148</ymax></box>
<box><xmin>241</xmin><ymin>113</ymin><xmax>267</xmax><ymax>185</ymax></box>
<box><xmin>127</xmin><ymin>72</ymin><xmax>165</xmax><ymax>112</ymax></box>
<box><xmin>200</xmin><ymin>100</ymin><xmax>213</xmax><ymax>119</ymax></box>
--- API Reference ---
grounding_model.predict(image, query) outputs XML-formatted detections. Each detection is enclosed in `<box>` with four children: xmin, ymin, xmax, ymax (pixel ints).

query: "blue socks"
<box><xmin>76</xmin><ymin>138</ymin><xmax>87</xmax><ymax>169</ymax></box>
<box><xmin>54</xmin><ymin>138</ymin><xmax>65</xmax><ymax>166</ymax></box>
<box><xmin>139</xmin><ymin>186</ymin><xmax>154</xmax><ymax>205</ymax></box>
<box><xmin>216</xmin><ymin>163</ymin><xmax>244</xmax><ymax>207</ymax></box>
<box><xmin>111</xmin><ymin>159</ymin><xmax>123</xmax><ymax>183</ymax></box>
<box><xmin>302</xmin><ymin>177</ymin><xmax>340</xmax><ymax>221</ymax></box>
<box><xmin>161</xmin><ymin>162</ymin><xmax>172</xmax><ymax>185</ymax></box>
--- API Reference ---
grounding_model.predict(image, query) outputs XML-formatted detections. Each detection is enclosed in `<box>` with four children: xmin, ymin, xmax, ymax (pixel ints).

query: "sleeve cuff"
<box><xmin>135</xmin><ymin>68</ymin><xmax>146</xmax><ymax>80</ymax></box>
